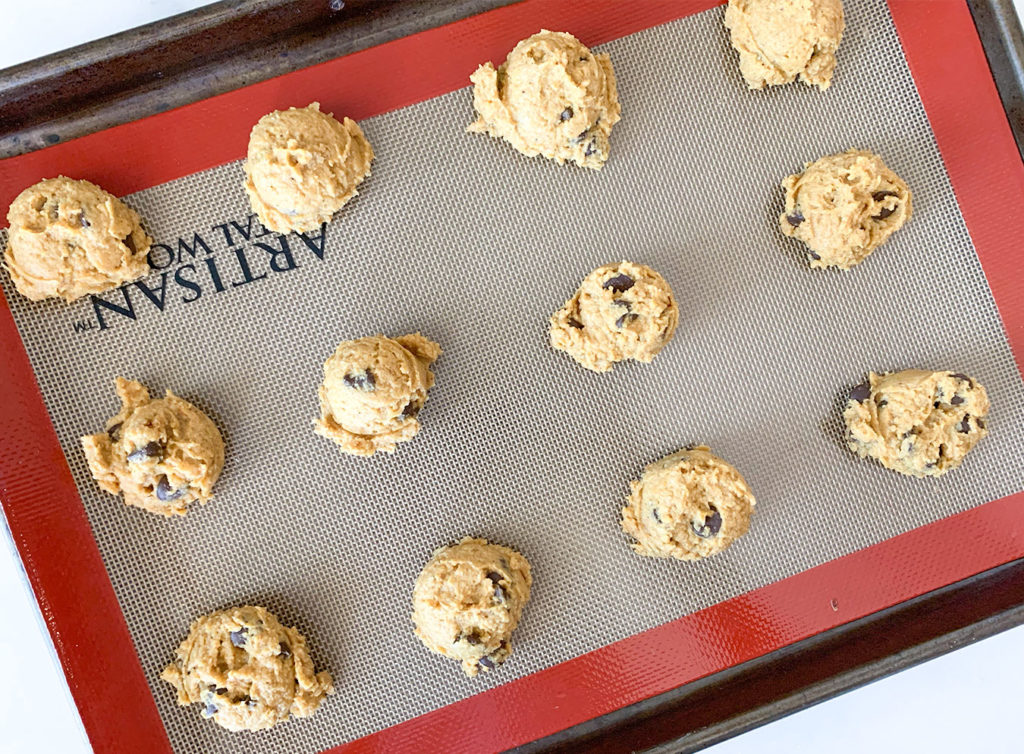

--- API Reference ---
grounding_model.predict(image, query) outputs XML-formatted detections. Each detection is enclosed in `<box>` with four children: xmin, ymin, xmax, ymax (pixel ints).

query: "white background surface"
<box><xmin>1</xmin><ymin>2</ymin><xmax>1023</xmax><ymax>752</ymax></box>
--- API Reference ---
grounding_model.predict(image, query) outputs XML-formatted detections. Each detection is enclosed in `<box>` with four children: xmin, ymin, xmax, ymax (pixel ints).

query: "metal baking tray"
<box><xmin>1</xmin><ymin>1</ymin><xmax>1023</xmax><ymax>752</ymax></box>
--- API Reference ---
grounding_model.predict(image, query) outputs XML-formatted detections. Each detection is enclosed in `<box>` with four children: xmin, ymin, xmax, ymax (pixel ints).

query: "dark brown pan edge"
<box><xmin>515</xmin><ymin>557</ymin><xmax>1024</xmax><ymax>754</ymax></box>
<box><xmin>0</xmin><ymin>0</ymin><xmax>515</xmax><ymax>159</ymax></box>
<box><xmin>3</xmin><ymin>0</ymin><xmax>1020</xmax><ymax>161</ymax></box>
<box><xmin>968</xmin><ymin>0</ymin><xmax>1024</xmax><ymax>162</ymax></box>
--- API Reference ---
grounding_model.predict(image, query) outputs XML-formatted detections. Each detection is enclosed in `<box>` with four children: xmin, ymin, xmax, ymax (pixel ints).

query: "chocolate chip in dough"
<box><xmin>602</xmin><ymin>273</ymin><xmax>635</xmax><ymax>293</ymax></box>
<box><xmin>127</xmin><ymin>441</ymin><xmax>162</xmax><ymax>463</ymax></box>
<box><xmin>615</xmin><ymin>312</ymin><xmax>638</xmax><ymax>328</ymax></box>
<box><xmin>692</xmin><ymin>508</ymin><xmax>722</xmax><ymax>539</ymax></box>
<box><xmin>343</xmin><ymin>370</ymin><xmax>375</xmax><ymax>391</ymax></box>
<box><xmin>848</xmin><ymin>383</ymin><xmax>871</xmax><ymax>403</ymax></box>
<box><xmin>155</xmin><ymin>476</ymin><xmax>185</xmax><ymax>502</ymax></box>
<box><xmin>230</xmin><ymin>628</ymin><xmax>248</xmax><ymax>648</ymax></box>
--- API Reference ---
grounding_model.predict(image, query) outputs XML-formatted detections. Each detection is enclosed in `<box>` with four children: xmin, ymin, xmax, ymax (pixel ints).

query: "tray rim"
<box><xmin>1</xmin><ymin>1</ymin><xmax>1023</xmax><ymax>752</ymax></box>
<box><xmin>967</xmin><ymin>0</ymin><xmax>1024</xmax><ymax>162</ymax></box>
<box><xmin>0</xmin><ymin>0</ymin><xmax>518</xmax><ymax>160</ymax></box>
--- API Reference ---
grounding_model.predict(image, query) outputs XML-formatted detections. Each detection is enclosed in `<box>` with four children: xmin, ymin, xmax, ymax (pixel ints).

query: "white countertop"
<box><xmin>2</xmin><ymin>2</ymin><xmax>1023</xmax><ymax>752</ymax></box>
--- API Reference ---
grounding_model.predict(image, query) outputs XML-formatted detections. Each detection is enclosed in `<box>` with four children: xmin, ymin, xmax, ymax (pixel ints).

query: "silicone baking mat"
<box><xmin>1</xmin><ymin>1</ymin><xmax>1023</xmax><ymax>752</ymax></box>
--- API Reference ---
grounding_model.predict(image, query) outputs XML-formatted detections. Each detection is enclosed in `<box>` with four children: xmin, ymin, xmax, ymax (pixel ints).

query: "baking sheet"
<box><xmin>2</xmin><ymin>1</ymin><xmax>1024</xmax><ymax>751</ymax></box>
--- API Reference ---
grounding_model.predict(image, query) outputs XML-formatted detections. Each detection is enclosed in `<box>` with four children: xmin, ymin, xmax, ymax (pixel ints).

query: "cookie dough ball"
<box><xmin>844</xmin><ymin>370</ymin><xmax>990</xmax><ymax>477</ymax></box>
<box><xmin>779</xmin><ymin>149</ymin><xmax>912</xmax><ymax>270</ymax></box>
<box><xmin>161</xmin><ymin>605</ymin><xmax>333</xmax><ymax>732</ymax></box>
<box><xmin>412</xmin><ymin>537</ymin><xmax>532</xmax><ymax>677</ymax></box>
<box><xmin>468</xmin><ymin>30</ymin><xmax>621</xmax><ymax>169</ymax></box>
<box><xmin>549</xmin><ymin>261</ymin><xmax>678</xmax><ymax>373</ymax></box>
<box><xmin>724</xmin><ymin>0</ymin><xmax>845</xmax><ymax>90</ymax></box>
<box><xmin>81</xmin><ymin>377</ymin><xmax>225</xmax><ymax>516</ymax></box>
<box><xmin>621</xmin><ymin>447</ymin><xmax>756</xmax><ymax>560</ymax></box>
<box><xmin>243</xmin><ymin>102</ymin><xmax>374</xmax><ymax>234</ymax></box>
<box><xmin>3</xmin><ymin>176</ymin><xmax>151</xmax><ymax>302</ymax></box>
<box><xmin>314</xmin><ymin>333</ymin><xmax>442</xmax><ymax>456</ymax></box>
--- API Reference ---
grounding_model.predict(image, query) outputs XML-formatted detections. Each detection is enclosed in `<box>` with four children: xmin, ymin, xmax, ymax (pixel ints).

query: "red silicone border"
<box><xmin>0</xmin><ymin>1</ymin><xmax>1021</xmax><ymax>753</ymax></box>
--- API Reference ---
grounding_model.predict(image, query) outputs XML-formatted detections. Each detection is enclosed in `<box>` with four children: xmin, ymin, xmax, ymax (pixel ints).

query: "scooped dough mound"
<box><xmin>724</xmin><ymin>0</ymin><xmax>845</xmax><ymax>90</ymax></box>
<box><xmin>549</xmin><ymin>261</ymin><xmax>678</xmax><ymax>372</ymax></box>
<box><xmin>779</xmin><ymin>149</ymin><xmax>912</xmax><ymax>270</ymax></box>
<box><xmin>621</xmin><ymin>446</ymin><xmax>756</xmax><ymax>560</ymax></box>
<box><xmin>844</xmin><ymin>369</ymin><xmax>990</xmax><ymax>477</ymax></box>
<box><xmin>161</xmin><ymin>605</ymin><xmax>333</xmax><ymax>732</ymax></box>
<box><xmin>412</xmin><ymin>537</ymin><xmax>532</xmax><ymax>677</ymax></box>
<box><xmin>468</xmin><ymin>30</ymin><xmax>621</xmax><ymax>169</ymax></box>
<box><xmin>81</xmin><ymin>377</ymin><xmax>225</xmax><ymax>516</ymax></box>
<box><xmin>3</xmin><ymin>176</ymin><xmax>151</xmax><ymax>301</ymax></box>
<box><xmin>243</xmin><ymin>102</ymin><xmax>374</xmax><ymax>233</ymax></box>
<box><xmin>314</xmin><ymin>333</ymin><xmax>442</xmax><ymax>456</ymax></box>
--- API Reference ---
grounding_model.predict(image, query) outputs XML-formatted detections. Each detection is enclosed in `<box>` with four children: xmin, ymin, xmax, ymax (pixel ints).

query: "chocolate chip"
<box><xmin>933</xmin><ymin>401</ymin><xmax>940</xmax><ymax>409</ymax></box>
<box><xmin>482</xmin><ymin>650</ymin><xmax>507</xmax><ymax>669</ymax></box>
<box><xmin>126</xmin><ymin>441</ymin><xmax>162</xmax><ymax>463</ymax></box>
<box><xmin>568</xmin><ymin>316</ymin><xmax>584</xmax><ymax>329</ymax></box>
<box><xmin>808</xmin><ymin>250</ymin><xmax>821</xmax><ymax>261</ymax></box>
<box><xmin>786</xmin><ymin>211</ymin><xmax>805</xmax><ymax>227</ymax></box>
<box><xmin>602</xmin><ymin>273</ymin><xmax>634</xmax><ymax>293</ymax></box>
<box><xmin>612</xmin><ymin>298</ymin><xmax>631</xmax><ymax>310</ymax></box>
<box><xmin>951</xmin><ymin>373</ymin><xmax>973</xmax><ymax>385</ymax></box>
<box><xmin>584</xmin><ymin>140</ymin><xmax>598</xmax><ymax>157</ymax></box>
<box><xmin>570</xmin><ymin>130</ymin><xmax>588</xmax><ymax>145</ymax></box>
<box><xmin>203</xmin><ymin>703</ymin><xmax>218</xmax><ymax>717</ymax></box>
<box><xmin>244</xmin><ymin>697</ymin><xmax>258</xmax><ymax>709</ymax></box>
<box><xmin>107</xmin><ymin>422</ymin><xmax>122</xmax><ymax>441</ymax></box>
<box><xmin>958</xmin><ymin>416</ymin><xmax>971</xmax><ymax>433</ymax></box>
<box><xmin>155</xmin><ymin>476</ymin><xmax>185</xmax><ymax>502</ymax></box>
<box><xmin>215</xmin><ymin>687</ymin><xmax>227</xmax><ymax>695</ymax></box>
<box><xmin>560</xmin><ymin>106</ymin><xmax>573</xmax><ymax>122</ymax></box>
<box><xmin>343</xmin><ymin>370</ymin><xmax>375</xmax><ymax>391</ymax></box>
<box><xmin>123</xmin><ymin>234</ymin><xmax>138</xmax><ymax>254</ymax></box>
<box><xmin>487</xmin><ymin>573</ymin><xmax>507</xmax><ymax>603</ymax></box>
<box><xmin>230</xmin><ymin>628</ymin><xmax>248</xmax><ymax>647</ymax></box>
<box><xmin>951</xmin><ymin>395</ymin><xmax>965</xmax><ymax>406</ymax></box>
<box><xmin>977</xmin><ymin>418</ymin><xmax>986</xmax><ymax>430</ymax></box>
<box><xmin>652</xmin><ymin>507</ymin><xmax>662</xmax><ymax>523</ymax></box>
<box><xmin>279</xmin><ymin>642</ymin><xmax>291</xmax><ymax>658</ymax></box>
<box><xmin>872</xmin><ymin>191</ymin><xmax>899</xmax><ymax>219</ymax></box>
<box><xmin>79</xmin><ymin>213</ymin><xmax>90</xmax><ymax>228</ymax></box>
<box><xmin>877</xmin><ymin>399</ymin><xmax>888</xmax><ymax>408</ymax></box>
<box><xmin>616</xmin><ymin>312</ymin><xmax>639</xmax><ymax>329</ymax></box>
<box><xmin>848</xmin><ymin>383</ymin><xmax>871</xmax><ymax>403</ymax></box>
<box><xmin>402</xmin><ymin>401</ymin><xmax>421</xmax><ymax>419</ymax></box>
<box><xmin>692</xmin><ymin>508</ymin><xmax>722</xmax><ymax>539</ymax></box>
<box><xmin>464</xmin><ymin>630</ymin><xmax>482</xmax><ymax>646</ymax></box>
